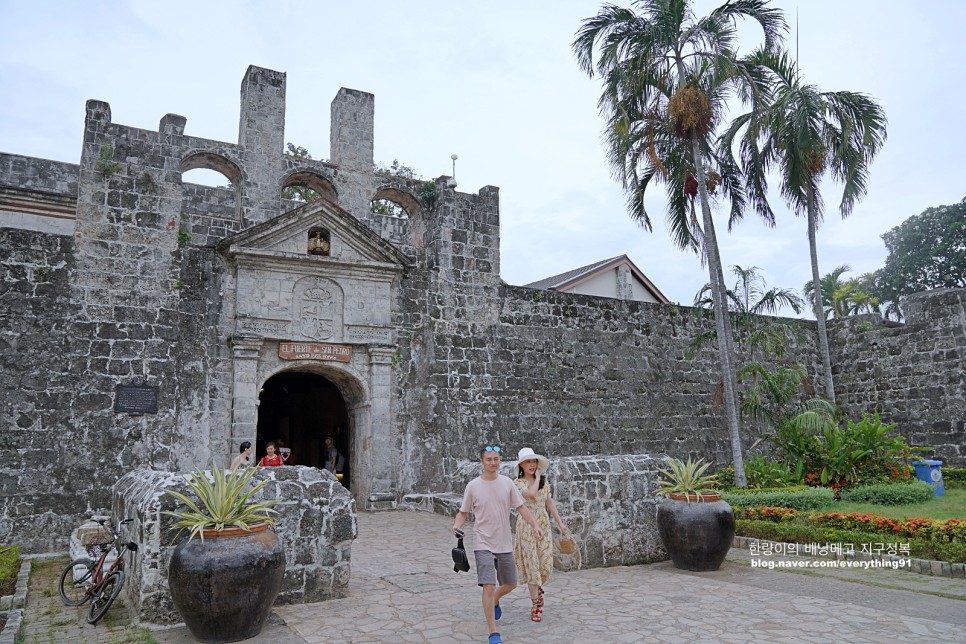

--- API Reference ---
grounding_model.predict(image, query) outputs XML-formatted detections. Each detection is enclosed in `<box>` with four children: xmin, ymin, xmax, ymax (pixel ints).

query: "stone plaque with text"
<box><xmin>114</xmin><ymin>381</ymin><xmax>159</xmax><ymax>415</ymax></box>
<box><xmin>278</xmin><ymin>342</ymin><xmax>353</xmax><ymax>362</ymax></box>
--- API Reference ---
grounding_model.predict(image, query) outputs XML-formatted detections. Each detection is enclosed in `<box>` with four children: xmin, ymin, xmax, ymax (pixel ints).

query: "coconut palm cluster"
<box><xmin>574</xmin><ymin>0</ymin><xmax>887</xmax><ymax>487</ymax></box>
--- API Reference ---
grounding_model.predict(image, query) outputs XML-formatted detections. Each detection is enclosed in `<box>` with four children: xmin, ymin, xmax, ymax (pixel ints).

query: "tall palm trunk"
<box><xmin>692</xmin><ymin>137</ymin><xmax>748</xmax><ymax>488</ymax></box>
<box><xmin>806</xmin><ymin>186</ymin><xmax>836</xmax><ymax>403</ymax></box>
<box><xmin>674</xmin><ymin>57</ymin><xmax>747</xmax><ymax>487</ymax></box>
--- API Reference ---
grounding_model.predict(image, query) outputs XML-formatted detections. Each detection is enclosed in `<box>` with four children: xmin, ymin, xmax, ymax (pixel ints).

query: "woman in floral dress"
<box><xmin>513</xmin><ymin>447</ymin><xmax>569</xmax><ymax>622</ymax></box>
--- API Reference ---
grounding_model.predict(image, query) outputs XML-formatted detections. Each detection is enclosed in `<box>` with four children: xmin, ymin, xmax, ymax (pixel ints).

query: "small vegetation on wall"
<box><xmin>141</xmin><ymin>170</ymin><xmax>158</xmax><ymax>194</ymax></box>
<box><xmin>419</xmin><ymin>180</ymin><xmax>438</xmax><ymax>209</ymax></box>
<box><xmin>95</xmin><ymin>144</ymin><xmax>122</xmax><ymax>177</ymax></box>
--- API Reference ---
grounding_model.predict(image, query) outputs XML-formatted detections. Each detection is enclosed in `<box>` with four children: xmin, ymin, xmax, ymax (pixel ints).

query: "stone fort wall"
<box><xmin>1</xmin><ymin>65</ymin><xmax>963</xmax><ymax>553</ymax></box>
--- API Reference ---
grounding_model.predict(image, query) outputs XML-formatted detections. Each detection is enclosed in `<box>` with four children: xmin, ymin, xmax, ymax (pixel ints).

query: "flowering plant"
<box><xmin>734</xmin><ymin>506</ymin><xmax>796</xmax><ymax>522</ymax></box>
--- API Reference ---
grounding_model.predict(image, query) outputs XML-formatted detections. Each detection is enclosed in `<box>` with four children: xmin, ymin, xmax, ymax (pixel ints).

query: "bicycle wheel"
<box><xmin>86</xmin><ymin>570</ymin><xmax>124</xmax><ymax>624</ymax></box>
<box><xmin>57</xmin><ymin>558</ymin><xmax>95</xmax><ymax>606</ymax></box>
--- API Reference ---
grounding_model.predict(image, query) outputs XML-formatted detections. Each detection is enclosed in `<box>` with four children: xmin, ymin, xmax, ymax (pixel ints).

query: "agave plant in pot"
<box><xmin>164</xmin><ymin>463</ymin><xmax>284</xmax><ymax>643</ymax></box>
<box><xmin>655</xmin><ymin>457</ymin><xmax>735</xmax><ymax>572</ymax></box>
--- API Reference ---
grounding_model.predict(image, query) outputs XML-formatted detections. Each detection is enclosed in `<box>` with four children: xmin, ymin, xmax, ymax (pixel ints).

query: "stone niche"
<box><xmin>112</xmin><ymin>466</ymin><xmax>357</xmax><ymax>627</ymax></box>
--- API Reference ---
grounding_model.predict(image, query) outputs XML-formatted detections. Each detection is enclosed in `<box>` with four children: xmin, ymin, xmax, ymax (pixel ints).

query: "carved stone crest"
<box><xmin>295</xmin><ymin>277</ymin><xmax>343</xmax><ymax>341</ymax></box>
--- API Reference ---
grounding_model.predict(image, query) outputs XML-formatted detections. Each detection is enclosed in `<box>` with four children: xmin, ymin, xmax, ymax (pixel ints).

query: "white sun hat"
<box><xmin>516</xmin><ymin>447</ymin><xmax>550</xmax><ymax>472</ymax></box>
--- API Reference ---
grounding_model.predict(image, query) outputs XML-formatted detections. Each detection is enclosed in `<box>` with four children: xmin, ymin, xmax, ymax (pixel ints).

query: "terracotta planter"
<box><xmin>657</xmin><ymin>494</ymin><xmax>734</xmax><ymax>572</ymax></box>
<box><xmin>168</xmin><ymin>523</ymin><xmax>285</xmax><ymax>643</ymax></box>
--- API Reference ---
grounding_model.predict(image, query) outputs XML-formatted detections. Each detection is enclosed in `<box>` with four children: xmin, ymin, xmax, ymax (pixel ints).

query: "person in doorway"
<box><xmin>229</xmin><ymin>441</ymin><xmax>252</xmax><ymax>472</ymax></box>
<box><xmin>323</xmin><ymin>436</ymin><xmax>341</xmax><ymax>474</ymax></box>
<box><xmin>259</xmin><ymin>442</ymin><xmax>283</xmax><ymax>467</ymax></box>
<box><xmin>452</xmin><ymin>445</ymin><xmax>544</xmax><ymax>644</ymax></box>
<box><xmin>513</xmin><ymin>447</ymin><xmax>569</xmax><ymax>622</ymax></box>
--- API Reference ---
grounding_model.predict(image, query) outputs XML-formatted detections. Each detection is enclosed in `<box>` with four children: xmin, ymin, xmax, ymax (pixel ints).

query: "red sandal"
<box><xmin>530</xmin><ymin>600</ymin><xmax>542</xmax><ymax>622</ymax></box>
<box><xmin>537</xmin><ymin>586</ymin><xmax>544</xmax><ymax>608</ymax></box>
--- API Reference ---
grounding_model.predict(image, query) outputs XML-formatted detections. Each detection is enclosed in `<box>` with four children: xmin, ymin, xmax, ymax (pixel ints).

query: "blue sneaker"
<box><xmin>494</xmin><ymin>602</ymin><xmax>501</xmax><ymax>620</ymax></box>
<box><xmin>488</xmin><ymin>633</ymin><xmax>502</xmax><ymax>644</ymax></box>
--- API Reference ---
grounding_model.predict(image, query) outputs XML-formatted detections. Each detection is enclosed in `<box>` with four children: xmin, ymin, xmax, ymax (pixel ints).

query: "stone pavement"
<box><xmin>18</xmin><ymin>510</ymin><xmax>966</xmax><ymax>643</ymax></box>
<box><xmin>273</xmin><ymin>510</ymin><xmax>966</xmax><ymax>643</ymax></box>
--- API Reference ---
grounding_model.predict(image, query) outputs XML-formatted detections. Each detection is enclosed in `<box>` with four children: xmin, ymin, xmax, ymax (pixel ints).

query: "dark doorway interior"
<box><xmin>257</xmin><ymin>371</ymin><xmax>350</xmax><ymax>487</ymax></box>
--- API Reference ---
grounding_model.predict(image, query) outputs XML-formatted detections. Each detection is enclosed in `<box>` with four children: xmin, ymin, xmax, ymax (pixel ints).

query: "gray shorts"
<box><xmin>474</xmin><ymin>550</ymin><xmax>517</xmax><ymax>587</ymax></box>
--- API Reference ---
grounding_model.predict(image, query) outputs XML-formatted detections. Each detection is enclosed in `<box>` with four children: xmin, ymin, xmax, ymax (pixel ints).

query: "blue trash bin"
<box><xmin>912</xmin><ymin>459</ymin><xmax>944</xmax><ymax>497</ymax></box>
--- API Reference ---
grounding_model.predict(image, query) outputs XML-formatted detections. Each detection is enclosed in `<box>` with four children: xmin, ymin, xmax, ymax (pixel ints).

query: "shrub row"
<box><xmin>733</xmin><ymin>506</ymin><xmax>796</xmax><ymax>522</ymax></box>
<box><xmin>736</xmin><ymin>520</ymin><xmax>966</xmax><ymax>563</ymax></box>
<box><xmin>723</xmin><ymin>486</ymin><xmax>835</xmax><ymax>510</ymax></box>
<box><xmin>839</xmin><ymin>481</ymin><xmax>935</xmax><ymax>505</ymax></box>
<box><xmin>941</xmin><ymin>466</ymin><xmax>966</xmax><ymax>488</ymax></box>
<box><xmin>726</xmin><ymin>485</ymin><xmax>809</xmax><ymax>495</ymax></box>
<box><xmin>812</xmin><ymin>513</ymin><xmax>966</xmax><ymax>542</ymax></box>
<box><xmin>0</xmin><ymin>545</ymin><xmax>19</xmax><ymax>596</ymax></box>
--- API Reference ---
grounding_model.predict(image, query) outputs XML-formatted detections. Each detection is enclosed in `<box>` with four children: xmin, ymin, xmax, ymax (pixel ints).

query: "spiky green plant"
<box><xmin>164</xmin><ymin>463</ymin><xmax>278</xmax><ymax>542</ymax></box>
<box><xmin>656</xmin><ymin>457</ymin><xmax>720</xmax><ymax>501</ymax></box>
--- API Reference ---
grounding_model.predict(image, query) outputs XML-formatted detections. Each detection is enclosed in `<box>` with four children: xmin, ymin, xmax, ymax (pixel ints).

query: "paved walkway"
<box><xmin>19</xmin><ymin>510</ymin><xmax>966</xmax><ymax>643</ymax></box>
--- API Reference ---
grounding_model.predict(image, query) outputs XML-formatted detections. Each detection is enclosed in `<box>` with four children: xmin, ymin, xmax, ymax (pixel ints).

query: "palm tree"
<box><xmin>574</xmin><ymin>0</ymin><xmax>786</xmax><ymax>487</ymax></box>
<box><xmin>726</xmin><ymin>51</ymin><xmax>887</xmax><ymax>404</ymax></box>
<box><xmin>802</xmin><ymin>264</ymin><xmax>880</xmax><ymax>319</ymax></box>
<box><xmin>694</xmin><ymin>264</ymin><xmax>805</xmax><ymax>361</ymax></box>
<box><xmin>802</xmin><ymin>263</ymin><xmax>852</xmax><ymax>319</ymax></box>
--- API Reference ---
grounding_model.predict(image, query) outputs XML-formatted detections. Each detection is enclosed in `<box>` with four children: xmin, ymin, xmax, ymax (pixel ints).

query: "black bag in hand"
<box><xmin>452</xmin><ymin>537</ymin><xmax>470</xmax><ymax>573</ymax></box>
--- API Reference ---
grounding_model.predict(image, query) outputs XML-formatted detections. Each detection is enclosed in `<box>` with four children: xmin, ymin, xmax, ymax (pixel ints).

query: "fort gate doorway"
<box><xmin>256</xmin><ymin>370</ymin><xmax>350</xmax><ymax>485</ymax></box>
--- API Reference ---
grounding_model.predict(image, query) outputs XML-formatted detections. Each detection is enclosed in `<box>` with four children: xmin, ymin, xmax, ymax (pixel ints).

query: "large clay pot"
<box><xmin>657</xmin><ymin>492</ymin><xmax>735</xmax><ymax>572</ymax></box>
<box><xmin>168</xmin><ymin>523</ymin><xmax>286</xmax><ymax>643</ymax></box>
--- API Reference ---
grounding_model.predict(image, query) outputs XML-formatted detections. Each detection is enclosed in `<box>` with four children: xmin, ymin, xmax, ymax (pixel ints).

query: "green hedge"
<box><xmin>0</xmin><ymin>545</ymin><xmax>19</xmax><ymax>596</ymax></box>
<box><xmin>726</xmin><ymin>485</ymin><xmax>809</xmax><ymax>495</ymax></box>
<box><xmin>723</xmin><ymin>486</ymin><xmax>835</xmax><ymax>510</ymax></box>
<box><xmin>736</xmin><ymin>520</ymin><xmax>966</xmax><ymax>563</ymax></box>
<box><xmin>839</xmin><ymin>481</ymin><xmax>935</xmax><ymax>505</ymax></box>
<box><xmin>931</xmin><ymin>541</ymin><xmax>966</xmax><ymax>562</ymax></box>
<box><xmin>942</xmin><ymin>466</ymin><xmax>966</xmax><ymax>488</ymax></box>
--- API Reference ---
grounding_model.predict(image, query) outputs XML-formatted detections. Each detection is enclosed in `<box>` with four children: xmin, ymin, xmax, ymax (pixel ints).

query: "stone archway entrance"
<box><xmin>256</xmin><ymin>371</ymin><xmax>350</xmax><ymax>485</ymax></box>
<box><xmin>230</xmin><ymin>338</ymin><xmax>395</xmax><ymax>509</ymax></box>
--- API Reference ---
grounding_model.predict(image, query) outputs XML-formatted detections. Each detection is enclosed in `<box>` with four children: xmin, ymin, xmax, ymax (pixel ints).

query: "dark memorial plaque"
<box><xmin>114</xmin><ymin>378</ymin><xmax>159</xmax><ymax>415</ymax></box>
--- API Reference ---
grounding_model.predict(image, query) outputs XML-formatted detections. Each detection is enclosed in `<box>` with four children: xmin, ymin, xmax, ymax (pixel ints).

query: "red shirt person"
<box><xmin>259</xmin><ymin>442</ymin><xmax>283</xmax><ymax>467</ymax></box>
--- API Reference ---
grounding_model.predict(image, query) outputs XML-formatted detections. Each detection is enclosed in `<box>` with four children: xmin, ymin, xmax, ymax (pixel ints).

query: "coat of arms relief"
<box><xmin>295</xmin><ymin>277</ymin><xmax>344</xmax><ymax>341</ymax></box>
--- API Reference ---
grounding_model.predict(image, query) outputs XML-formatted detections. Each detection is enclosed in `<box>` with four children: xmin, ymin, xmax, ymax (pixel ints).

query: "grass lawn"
<box><xmin>828</xmin><ymin>487</ymin><xmax>966</xmax><ymax>521</ymax></box>
<box><xmin>0</xmin><ymin>545</ymin><xmax>19</xmax><ymax>596</ymax></box>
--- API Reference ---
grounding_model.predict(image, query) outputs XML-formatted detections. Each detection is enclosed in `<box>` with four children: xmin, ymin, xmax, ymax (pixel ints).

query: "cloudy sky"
<box><xmin>1</xmin><ymin>1</ymin><xmax>962</xmax><ymax>313</ymax></box>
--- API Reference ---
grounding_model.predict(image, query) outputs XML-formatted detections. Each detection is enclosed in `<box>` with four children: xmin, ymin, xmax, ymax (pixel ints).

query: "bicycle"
<box><xmin>57</xmin><ymin>517</ymin><xmax>139</xmax><ymax>624</ymax></box>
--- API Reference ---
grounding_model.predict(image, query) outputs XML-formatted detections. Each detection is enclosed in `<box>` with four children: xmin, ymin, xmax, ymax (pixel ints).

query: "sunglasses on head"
<box><xmin>484</xmin><ymin>445</ymin><xmax>501</xmax><ymax>453</ymax></box>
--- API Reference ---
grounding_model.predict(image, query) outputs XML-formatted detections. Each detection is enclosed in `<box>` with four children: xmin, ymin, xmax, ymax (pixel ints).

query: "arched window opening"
<box><xmin>181</xmin><ymin>152</ymin><xmax>242</xmax><ymax>188</ymax></box>
<box><xmin>370</xmin><ymin>186</ymin><xmax>421</xmax><ymax>219</ymax></box>
<box><xmin>370</xmin><ymin>199</ymin><xmax>408</xmax><ymax>218</ymax></box>
<box><xmin>180</xmin><ymin>152</ymin><xmax>243</xmax><ymax>220</ymax></box>
<box><xmin>281</xmin><ymin>171</ymin><xmax>337</xmax><ymax>206</ymax></box>
<box><xmin>181</xmin><ymin>168</ymin><xmax>234</xmax><ymax>189</ymax></box>
<box><xmin>308</xmin><ymin>226</ymin><xmax>331</xmax><ymax>256</ymax></box>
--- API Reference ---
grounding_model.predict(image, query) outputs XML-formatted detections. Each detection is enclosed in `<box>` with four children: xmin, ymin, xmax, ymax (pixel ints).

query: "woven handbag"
<box><xmin>558</xmin><ymin>535</ymin><xmax>577</xmax><ymax>555</ymax></box>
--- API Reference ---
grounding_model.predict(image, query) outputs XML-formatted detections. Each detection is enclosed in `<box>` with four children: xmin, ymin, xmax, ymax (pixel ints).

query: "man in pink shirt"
<box><xmin>453</xmin><ymin>445</ymin><xmax>544</xmax><ymax>644</ymax></box>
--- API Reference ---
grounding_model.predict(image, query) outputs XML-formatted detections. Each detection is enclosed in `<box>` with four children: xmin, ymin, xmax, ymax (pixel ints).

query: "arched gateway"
<box><xmin>257</xmin><ymin>370</ymin><xmax>352</xmax><ymax>477</ymax></box>
<box><xmin>218</xmin><ymin>196</ymin><xmax>410</xmax><ymax>508</ymax></box>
